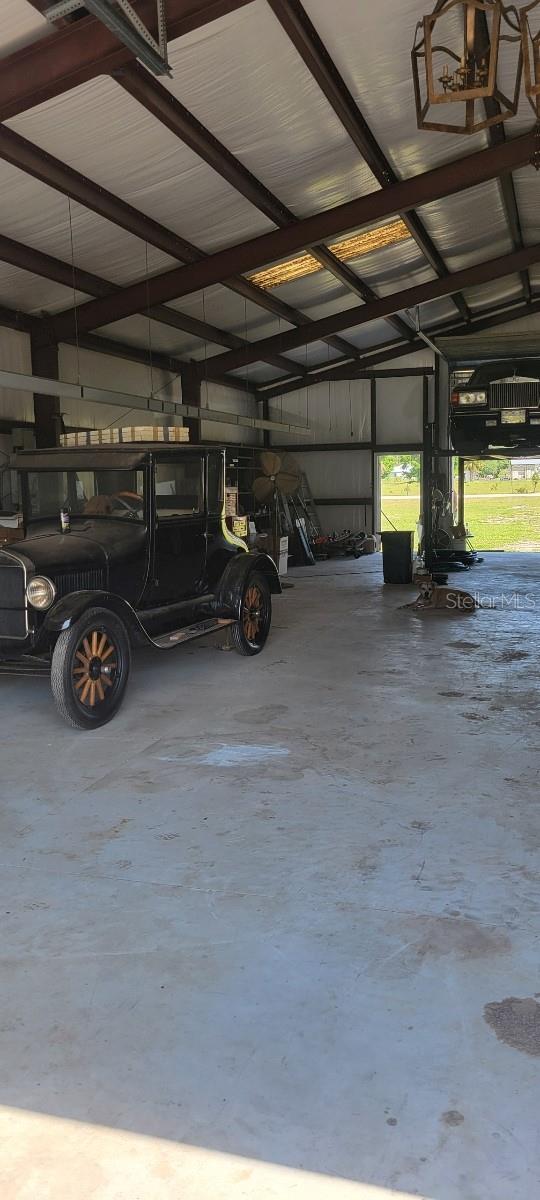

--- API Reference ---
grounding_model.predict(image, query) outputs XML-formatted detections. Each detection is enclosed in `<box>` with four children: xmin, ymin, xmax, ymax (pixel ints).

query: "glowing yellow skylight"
<box><xmin>249</xmin><ymin>219</ymin><xmax>411</xmax><ymax>290</ymax></box>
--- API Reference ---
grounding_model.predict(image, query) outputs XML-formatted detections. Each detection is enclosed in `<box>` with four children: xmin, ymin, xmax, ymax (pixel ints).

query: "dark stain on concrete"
<box><xmin>497</xmin><ymin>649</ymin><xmax>530</xmax><ymax>663</ymax></box>
<box><xmin>386</xmin><ymin>1117</ymin><xmax>398</xmax><ymax>1126</ymax></box>
<box><xmin>484</xmin><ymin>997</ymin><xmax>540</xmax><ymax>1056</ymax></box>
<box><xmin>438</xmin><ymin>690</ymin><xmax>464</xmax><ymax>698</ymax></box>
<box><xmin>441</xmin><ymin>1110</ymin><xmax>464</xmax><ymax>1126</ymax></box>
<box><xmin>448</xmin><ymin>641</ymin><xmax>480</xmax><ymax>651</ymax></box>
<box><xmin>460</xmin><ymin>711</ymin><xmax>489</xmax><ymax>721</ymax></box>
<box><xmin>412</xmin><ymin>917</ymin><xmax>511</xmax><ymax>962</ymax></box>
<box><xmin>234</xmin><ymin>704</ymin><xmax>289</xmax><ymax>724</ymax></box>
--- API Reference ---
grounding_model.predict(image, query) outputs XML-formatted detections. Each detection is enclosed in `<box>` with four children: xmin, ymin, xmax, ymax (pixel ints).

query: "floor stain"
<box><xmin>438</xmin><ymin>690</ymin><xmax>464</xmax><ymax>698</ymax></box>
<box><xmin>484</xmin><ymin>997</ymin><xmax>540</xmax><ymax>1056</ymax></box>
<box><xmin>460</xmin><ymin>711</ymin><xmax>490</xmax><ymax>721</ymax></box>
<box><xmin>441</xmin><ymin>1110</ymin><xmax>464</xmax><ymax>1126</ymax></box>
<box><xmin>497</xmin><ymin>650</ymin><xmax>530</xmax><ymax>663</ymax></box>
<box><xmin>448</xmin><ymin>641</ymin><xmax>481</xmax><ymax>651</ymax></box>
<box><xmin>234</xmin><ymin>705</ymin><xmax>289</xmax><ymax>724</ymax></box>
<box><xmin>412</xmin><ymin>917</ymin><xmax>511</xmax><ymax>962</ymax></box>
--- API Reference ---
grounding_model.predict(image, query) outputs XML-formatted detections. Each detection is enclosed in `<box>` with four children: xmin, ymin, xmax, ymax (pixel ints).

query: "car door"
<box><xmin>152</xmin><ymin>453</ymin><xmax>207</xmax><ymax>603</ymax></box>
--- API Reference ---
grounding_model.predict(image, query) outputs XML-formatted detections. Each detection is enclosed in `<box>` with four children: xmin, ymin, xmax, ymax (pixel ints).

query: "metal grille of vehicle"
<box><xmin>0</xmin><ymin>553</ymin><xmax>27</xmax><ymax>639</ymax></box>
<box><xmin>490</xmin><ymin>382</ymin><xmax>540</xmax><ymax>410</ymax></box>
<box><xmin>55</xmin><ymin>568</ymin><xmax>106</xmax><ymax>597</ymax></box>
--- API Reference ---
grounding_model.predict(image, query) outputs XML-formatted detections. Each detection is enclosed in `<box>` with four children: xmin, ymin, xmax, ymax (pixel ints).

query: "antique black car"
<box><xmin>0</xmin><ymin>441</ymin><xmax>281</xmax><ymax>729</ymax></box>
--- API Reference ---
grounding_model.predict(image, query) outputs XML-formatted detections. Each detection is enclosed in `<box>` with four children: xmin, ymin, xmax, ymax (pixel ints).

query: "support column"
<box><xmin>30</xmin><ymin>336</ymin><xmax>61</xmax><ymax>448</ymax></box>
<box><xmin>261</xmin><ymin>396</ymin><xmax>270</xmax><ymax>449</ymax></box>
<box><xmin>180</xmin><ymin>364</ymin><xmax>201</xmax><ymax>443</ymax></box>
<box><xmin>457</xmin><ymin>456</ymin><xmax>465</xmax><ymax>530</ymax></box>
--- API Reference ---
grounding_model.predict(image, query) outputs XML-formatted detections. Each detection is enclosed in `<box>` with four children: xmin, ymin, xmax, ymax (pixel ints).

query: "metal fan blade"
<box><xmin>278</xmin><ymin>452</ymin><xmax>301</xmax><ymax>479</ymax></box>
<box><xmin>276</xmin><ymin>470</ymin><xmax>301</xmax><ymax>495</ymax></box>
<box><xmin>259</xmin><ymin>450</ymin><xmax>282</xmax><ymax>478</ymax></box>
<box><xmin>252</xmin><ymin>475</ymin><xmax>275</xmax><ymax>503</ymax></box>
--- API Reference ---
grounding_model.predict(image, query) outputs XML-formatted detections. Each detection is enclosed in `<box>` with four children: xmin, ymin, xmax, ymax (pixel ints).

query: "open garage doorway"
<box><xmin>377</xmin><ymin>453</ymin><xmax>423</xmax><ymax>549</ymax></box>
<box><xmin>456</xmin><ymin>457</ymin><xmax>540</xmax><ymax>553</ymax></box>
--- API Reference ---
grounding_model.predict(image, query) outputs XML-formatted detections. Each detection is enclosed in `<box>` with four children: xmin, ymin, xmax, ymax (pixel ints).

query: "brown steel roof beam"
<box><xmin>194</xmin><ymin>242</ymin><xmax>540</xmax><ymax>374</ymax></box>
<box><xmin>0</xmin><ymin>231</ymin><xmax>282</xmax><ymax>354</ymax></box>
<box><xmin>476</xmin><ymin>11</ymin><xmax>531</xmax><ymax>303</ymax></box>
<box><xmin>266</xmin><ymin>0</ymin><xmax>470</xmax><ymax>323</ymax></box>
<box><xmin>255</xmin><ymin>295</ymin><xmax>540</xmax><ymax>399</ymax></box>
<box><xmin>0</xmin><ymin>126</ymin><xmax>300</xmax><ymax>378</ymax></box>
<box><xmin>0</xmin><ymin>0</ymin><xmax>256</xmax><ymax>121</ymax></box>
<box><xmin>45</xmin><ymin>128</ymin><xmax>537</xmax><ymax>343</ymax></box>
<box><xmin>116</xmin><ymin>62</ymin><xmax>413</xmax><ymax>344</ymax></box>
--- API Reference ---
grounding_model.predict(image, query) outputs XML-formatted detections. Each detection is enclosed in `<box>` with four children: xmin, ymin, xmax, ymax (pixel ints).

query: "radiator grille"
<box><xmin>0</xmin><ymin>554</ymin><xmax>27</xmax><ymax>639</ymax></box>
<box><xmin>55</xmin><ymin>568</ymin><xmax>105</xmax><ymax>597</ymax></box>
<box><xmin>490</xmin><ymin>381</ymin><xmax>540</xmax><ymax>410</ymax></box>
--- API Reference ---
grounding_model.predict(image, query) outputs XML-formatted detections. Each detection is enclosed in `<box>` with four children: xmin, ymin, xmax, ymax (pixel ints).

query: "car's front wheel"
<box><xmin>51</xmin><ymin>607</ymin><xmax>131</xmax><ymax>730</ymax></box>
<box><xmin>228</xmin><ymin>572</ymin><xmax>272</xmax><ymax>656</ymax></box>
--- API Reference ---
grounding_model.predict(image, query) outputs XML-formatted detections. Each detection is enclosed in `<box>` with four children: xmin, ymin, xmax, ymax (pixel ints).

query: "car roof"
<box><xmin>15</xmin><ymin>444</ymin><xmax>223</xmax><ymax>471</ymax></box>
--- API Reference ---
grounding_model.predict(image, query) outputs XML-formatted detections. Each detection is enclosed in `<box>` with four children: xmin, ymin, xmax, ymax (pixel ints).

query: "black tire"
<box><xmin>228</xmin><ymin>572</ymin><xmax>272</xmax><ymax>657</ymax></box>
<box><xmin>51</xmin><ymin>606</ymin><xmax>131</xmax><ymax>730</ymax></box>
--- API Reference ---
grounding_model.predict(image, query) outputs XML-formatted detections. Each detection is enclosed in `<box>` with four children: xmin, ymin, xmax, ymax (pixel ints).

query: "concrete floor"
<box><xmin>1</xmin><ymin>552</ymin><xmax>539</xmax><ymax>1200</ymax></box>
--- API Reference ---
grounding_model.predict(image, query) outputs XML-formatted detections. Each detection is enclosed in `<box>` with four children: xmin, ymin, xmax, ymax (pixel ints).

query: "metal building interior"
<box><xmin>0</xmin><ymin>2</ymin><xmax>539</xmax><ymax>1198</ymax></box>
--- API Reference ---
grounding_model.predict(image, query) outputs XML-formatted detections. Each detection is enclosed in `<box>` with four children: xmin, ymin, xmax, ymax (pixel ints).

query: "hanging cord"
<box><xmin>244</xmin><ymin>295</ymin><xmax>250</xmax><ymax>402</ymax></box>
<box><xmin>144</xmin><ymin>243</ymin><xmax>154</xmax><ymax>399</ymax></box>
<box><xmin>67</xmin><ymin>198</ymin><xmax>81</xmax><ymax>386</ymax></box>
<box><xmin>201</xmin><ymin>288</ymin><xmax>209</xmax><ymax>419</ymax></box>
<box><xmin>349</xmin><ymin>377</ymin><xmax>353</xmax><ymax>439</ymax></box>
<box><xmin>327</xmin><ymin>343</ymin><xmax>331</xmax><ymax>433</ymax></box>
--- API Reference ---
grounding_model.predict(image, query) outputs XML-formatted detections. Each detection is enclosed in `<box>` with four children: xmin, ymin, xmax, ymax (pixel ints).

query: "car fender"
<box><xmin>215</xmin><ymin>552</ymin><xmax>281</xmax><ymax>619</ymax></box>
<box><xmin>44</xmin><ymin>590</ymin><xmax>152</xmax><ymax>645</ymax></box>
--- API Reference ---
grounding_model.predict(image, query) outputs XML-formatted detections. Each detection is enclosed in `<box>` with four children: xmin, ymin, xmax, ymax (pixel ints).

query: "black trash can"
<box><xmin>381</xmin><ymin>531</ymin><xmax>413</xmax><ymax>584</ymax></box>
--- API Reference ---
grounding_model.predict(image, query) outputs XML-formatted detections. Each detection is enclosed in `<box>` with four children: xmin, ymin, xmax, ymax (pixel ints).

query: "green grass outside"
<box><xmin>380</xmin><ymin>491</ymin><xmax>540</xmax><ymax>551</ymax></box>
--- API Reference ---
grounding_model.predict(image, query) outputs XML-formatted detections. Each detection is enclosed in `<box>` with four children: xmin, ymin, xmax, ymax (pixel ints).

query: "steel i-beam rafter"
<box><xmin>115</xmin><ymin>62</ymin><xmax>413</xmax><ymax>345</ymax></box>
<box><xmin>266</xmin><ymin>0</ymin><xmax>471</xmax><ymax>323</ymax></box>
<box><xmin>43</xmin><ymin>129</ymin><xmax>537</xmax><ymax>343</ymax></box>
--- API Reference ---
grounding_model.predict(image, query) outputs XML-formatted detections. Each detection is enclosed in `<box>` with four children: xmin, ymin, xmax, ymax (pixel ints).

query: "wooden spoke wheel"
<box><xmin>243</xmin><ymin>583</ymin><xmax>264</xmax><ymax>644</ymax></box>
<box><xmin>72</xmin><ymin>629</ymin><xmax>118</xmax><ymax>709</ymax></box>
<box><xmin>229</xmin><ymin>572</ymin><xmax>271</xmax><ymax>657</ymax></box>
<box><xmin>51</xmin><ymin>607</ymin><xmax>131</xmax><ymax>730</ymax></box>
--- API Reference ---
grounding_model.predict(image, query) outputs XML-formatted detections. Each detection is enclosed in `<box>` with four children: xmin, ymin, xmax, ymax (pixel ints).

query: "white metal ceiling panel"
<box><xmin>0</xmin><ymin>261</ymin><xmax>89</xmax><ymax>315</ymax></box>
<box><xmin>0</xmin><ymin>1</ymin><xmax>51</xmax><ymax>58</ymax></box>
<box><xmin>6</xmin><ymin>77</ymin><xmax>276</xmax><ymax>255</ymax></box>
<box><xmin>269</xmin><ymin>270</ymin><xmax>359</xmax><ymax>315</ymax></box>
<box><xmin>163</xmin><ymin>0</ymin><xmax>379</xmax><ymax>217</ymax></box>
<box><xmin>281</xmin><ymin>340</ymin><xmax>344</xmax><ymax>367</ymax></box>
<box><xmin>0</xmin><ymin>160</ymin><xmax>177</xmax><ymax>292</ymax></box>
<box><xmin>464</xmin><ymin>275</ymin><xmax>524</xmax><ymax>312</ymax></box>
<box><xmin>228</xmin><ymin>363</ymin><xmax>288</xmax><ymax>385</ymax></box>
<box><xmin>301</xmin><ymin>0</ymin><xmax>489</xmax><ymax>178</ymax></box>
<box><xmin>167</xmin><ymin>285</ymin><xmax>294</xmax><ymax>341</ymax></box>
<box><xmin>417</xmin><ymin>180</ymin><xmax>514</xmax><ymax>272</ymax></box>
<box><xmin>335</xmin><ymin>319</ymin><xmax>400</xmax><ymax>352</ymax></box>
<box><xmin>93</xmin><ymin>315</ymin><xmax>221</xmax><ymax>359</ymax></box>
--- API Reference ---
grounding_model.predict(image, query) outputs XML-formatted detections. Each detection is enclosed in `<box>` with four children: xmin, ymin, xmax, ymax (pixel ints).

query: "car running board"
<box><xmin>150</xmin><ymin>617</ymin><xmax>234</xmax><ymax>650</ymax></box>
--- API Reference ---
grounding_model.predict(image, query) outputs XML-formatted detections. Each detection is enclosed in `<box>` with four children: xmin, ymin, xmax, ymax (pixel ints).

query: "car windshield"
<box><xmin>25</xmin><ymin>468</ymin><xmax>145</xmax><ymax>522</ymax></box>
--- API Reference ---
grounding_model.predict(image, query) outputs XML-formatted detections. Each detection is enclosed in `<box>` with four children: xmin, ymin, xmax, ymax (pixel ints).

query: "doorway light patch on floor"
<box><xmin>156</xmin><ymin>743</ymin><xmax>290</xmax><ymax>766</ymax></box>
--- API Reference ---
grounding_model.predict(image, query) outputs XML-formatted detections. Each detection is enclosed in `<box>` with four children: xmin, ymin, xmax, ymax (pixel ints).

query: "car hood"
<box><xmin>8</xmin><ymin>519</ymin><xmax>146</xmax><ymax>575</ymax></box>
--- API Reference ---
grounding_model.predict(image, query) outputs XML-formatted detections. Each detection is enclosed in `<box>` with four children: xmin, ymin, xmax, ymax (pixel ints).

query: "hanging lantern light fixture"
<box><xmin>519</xmin><ymin>0</ymin><xmax>540</xmax><ymax>114</ymax></box>
<box><xmin>412</xmin><ymin>0</ymin><xmax>522</xmax><ymax>133</ymax></box>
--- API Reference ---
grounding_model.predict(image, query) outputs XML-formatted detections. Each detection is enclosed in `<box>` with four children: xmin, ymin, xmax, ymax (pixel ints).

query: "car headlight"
<box><xmin>26</xmin><ymin>576</ymin><xmax>56</xmax><ymax>610</ymax></box>
<box><xmin>453</xmin><ymin>391</ymin><xmax>488</xmax><ymax>407</ymax></box>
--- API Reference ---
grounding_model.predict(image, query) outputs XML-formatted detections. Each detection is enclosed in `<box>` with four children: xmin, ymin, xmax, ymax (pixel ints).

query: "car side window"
<box><xmin>155</xmin><ymin>457</ymin><xmax>203</xmax><ymax>519</ymax></box>
<box><xmin>207</xmin><ymin>452</ymin><xmax>224</xmax><ymax>515</ymax></box>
